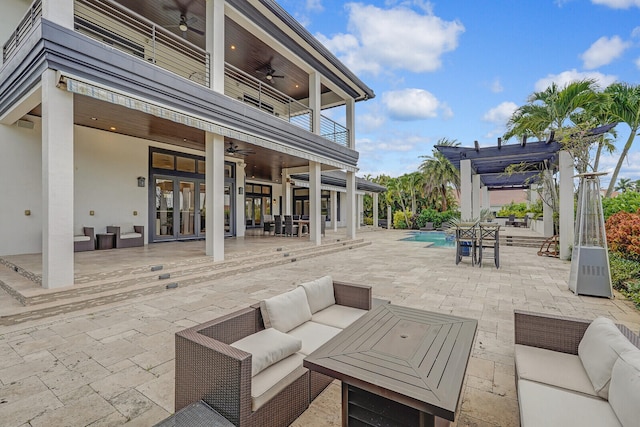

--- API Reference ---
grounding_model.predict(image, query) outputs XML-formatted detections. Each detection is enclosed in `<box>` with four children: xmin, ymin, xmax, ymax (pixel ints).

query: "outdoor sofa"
<box><xmin>514</xmin><ymin>310</ymin><xmax>640</xmax><ymax>426</ymax></box>
<box><xmin>174</xmin><ymin>276</ymin><xmax>372</xmax><ymax>427</ymax></box>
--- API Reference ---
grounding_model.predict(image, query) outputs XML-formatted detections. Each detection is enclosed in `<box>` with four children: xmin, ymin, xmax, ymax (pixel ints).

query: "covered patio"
<box><xmin>0</xmin><ymin>228</ymin><xmax>638</xmax><ymax>426</ymax></box>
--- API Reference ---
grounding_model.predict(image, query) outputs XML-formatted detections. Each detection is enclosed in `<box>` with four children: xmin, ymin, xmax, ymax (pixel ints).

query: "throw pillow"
<box><xmin>260</xmin><ymin>286</ymin><xmax>312</xmax><ymax>333</ymax></box>
<box><xmin>608</xmin><ymin>349</ymin><xmax>640</xmax><ymax>426</ymax></box>
<box><xmin>300</xmin><ymin>276</ymin><xmax>335</xmax><ymax>314</ymax></box>
<box><xmin>231</xmin><ymin>328</ymin><xmax>302</xmax><ymax>377</ymax></box>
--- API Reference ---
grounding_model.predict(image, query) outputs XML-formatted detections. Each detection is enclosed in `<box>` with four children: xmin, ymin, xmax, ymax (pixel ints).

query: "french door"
<box><xmin>153</xmin><ymin>177</ymin><xmax>204</xmax><ymax>241</ymax></box>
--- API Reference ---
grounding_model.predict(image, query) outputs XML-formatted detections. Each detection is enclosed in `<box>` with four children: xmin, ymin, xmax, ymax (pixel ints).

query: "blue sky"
<box><xmin>278</xmin><ymin>0</ymin><xmax>640</xmax><ymax>189</ymax></box>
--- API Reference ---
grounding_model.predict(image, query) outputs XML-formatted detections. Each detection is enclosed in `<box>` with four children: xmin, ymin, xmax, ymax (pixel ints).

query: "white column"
<box><xmin>357</xmin><ymin>194</ymin><xmax>363</xmax><ymax>229</ymax></box>
<box><xmin>42</xmin><ymin>0</ymin><xmax>73</xmax><ymax>29</ymax></box>
<box><xmin>206</xmin><ymin>0</ymin><xmax>225</xmax><ymax>92</ymax></box>
<box><xmin>235</xmin><ymin>161</ymin><xmax>246</xmax><ymax>237</ymax></box>
<box><xmin>309</xmin><ymin>72</ymin><xmax>321</xmax><ymax>134</ymax></box>
<box><xmin>472</xmin><ymin>174</ymin><xmax>481</xmax><ymax>219</ymax></box>
<box><xmin>282</xmin><ymin>168</ymin><xmax>291</xmax><ymax>215</ymax></box>
<box><xmin>543</xmin><ymin>170</ymin><xmax>554</xmax><ymax>237</ymax></box>
<box><xmin>460</xmin><ymin>159</ymin><xmax>472</xmax><ymax>220</ymax></box>
<box><xmin>331</xmin><ymin>190</ymin><xmax>338</xmax><ymax>231</ymax></box>
<box><xmin>559</xmin><ymin>151</ymin><xmax>574</xmax><ymax>260</ymax></box>
<box><xmin>387</xmin><ymin>206</ymin><xmax>392</xmax><ymax>229</ymax></box>
<box><xmin>309</xmin><ymin>161</ymin><xmax>321</xmax><ymax>245</ymax></box>
<box><xmin>345</xmin><ymin>98</ymin><xmax>355</xmax><ymax>149</ymax></box>
<box><xmin>373</xmin><ymin>193</ymin><xmax>379</xmax><ymax>228</ymax></box>
<box><xmin>42</xmin><ymin>69</ymin><xmax>74</xmax><ymax>289</ymax></box>
<box><xmin>482</xmin><ymin>186</ymin><xmax>490</xmax><ymax>211</ymax></box>
<box><xmin>346</xmin><ymin>171</ymin><xmax>356</xmax><ymax>239</ymax></box>
<box><xmin>530</xmin><ymin>184</ymin><xmax>539</xmax><ymax>206</ymax></box>
<box><xmin>205</xmin><ymin>132</ymin><xmax>225</xmax><ymax>260</ymax></box>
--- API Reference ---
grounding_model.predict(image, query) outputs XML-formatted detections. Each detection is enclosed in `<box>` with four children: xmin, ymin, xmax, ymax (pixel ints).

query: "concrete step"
<box><xmin>0</xmin><ymin>239</ymin><xmax>371</xmax><ymax>326</ymax></box>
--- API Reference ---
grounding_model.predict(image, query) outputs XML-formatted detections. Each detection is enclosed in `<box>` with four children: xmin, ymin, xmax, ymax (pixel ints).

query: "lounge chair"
<box><xmin>420</xmin><ymin>222</ymin><xmax>434</xmax><ymax>231</ymax></box>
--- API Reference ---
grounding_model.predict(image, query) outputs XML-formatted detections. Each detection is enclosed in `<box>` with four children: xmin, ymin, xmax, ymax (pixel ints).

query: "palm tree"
<box><xmin>615</xmin><ymin>178</ymin><xmax>632</xmax><ymax>193</ymax></box>
<box><xmin>406</xmin><ymin>172</ymin><xmax>424</xmax><ymax>214</ymax></box>
<box><xmin>385</xmin><ymin>177</ymin><xmax>412</xmax><ymax>227</ymax></box>
<box><xmin>604</xmin><ymin>83</ymin><xmax>640</xmax><ymax>198</ymax></box>
<box><xmin>504</xmin><ymin>79</ymin><xmax>602</xmax><ymax>141</ymax></box>
<box><xmin>419</xmin><ymin>138</ymin><xmax>460</xmax><ymax>212</ymax></box>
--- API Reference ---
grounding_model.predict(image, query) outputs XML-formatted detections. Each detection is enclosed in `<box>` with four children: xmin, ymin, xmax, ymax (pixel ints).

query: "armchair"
<box><xmin>106</xmin><ymin>224</ymin><xmax>144</xmax><ymax>248</ymax></box>
<box><xmin>73</xmin><ymin>226</ymin><xmax>95</xmax><ymax>252</ymax></box>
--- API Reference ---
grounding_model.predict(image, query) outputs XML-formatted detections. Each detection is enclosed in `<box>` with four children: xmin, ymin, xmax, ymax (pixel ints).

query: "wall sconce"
<box><xmin>137</xmin><ymin>176</ymin><xmax>146</xmax><ymax>187</ymax></box>
<box><xmin>273</xmin><ymin>199</ymin><xmax>277</xmax><ymax>205</ymax></box>
<box><xmin>24</xmin><ymin>210</ymin><xmax>31</xmax><ymax>216</ymax></box>
<box><xmin>238</xmin><ymin>187</ymin><xmax>244</xmax><ymax>195</ymax></box>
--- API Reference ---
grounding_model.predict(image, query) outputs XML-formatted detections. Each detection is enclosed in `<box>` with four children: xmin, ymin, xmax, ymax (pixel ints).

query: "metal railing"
<box><xmin>320</xmin><ymin>115</ymin><xmax>349</xmax><ymax>146</ymax></box>
<box><xmin>74</xmin><ymin>0</ymin><xmax>209</xmax><ymax>86</ymax></box>
<box><xmin>2</xmin><ymin>0</ymin><xmax>349</xmax><ymax>146</ymax></box>
<box><xmin>224</xmin><ymin>63</ymin><xmax>313</xmax><ymax>133</ymax></box>
<box><xmin>2</xmin><ymin>0</ymin><xmax>42</xmax><ymax>63</ymax></box>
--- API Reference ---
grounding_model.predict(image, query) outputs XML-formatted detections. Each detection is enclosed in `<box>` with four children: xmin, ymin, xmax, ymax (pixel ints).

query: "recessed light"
<box><xmin>91</xmin><ymin>117</ymin><xmax>98</xmax><ymax>121</ymax></box>
<box><xmin>295</xmin><ymin>84</ymin><xmax>299</xmax><ymax>88</ymax></box>
<box><xmin>183</xmin><ymin>138</ymin><xmax>187</xmax><ymax>142</ymax></box>
<box><xmin>109</xmin><ymin>126</ymin><xmax>116</xmax><ymax>131</ymax></box>
<box><xmin>230</xmin><ymin>45</ymin><xmax>236</xmax><ymax>50</ymax></box>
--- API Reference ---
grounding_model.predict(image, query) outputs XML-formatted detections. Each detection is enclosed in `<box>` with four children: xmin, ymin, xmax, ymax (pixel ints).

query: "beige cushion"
<box><xmin>231</xmin><ymin>328</ymin><xmax>302</xmax><ymax>377</ymax></box>
<box><xmin>251</xmin><ymin>352</ymin><xmax>306</xmax><ymax>411</ymax></box>
<box><xmin>74</xmin><ymin>235</ymin><xmax>91</xmax><ymax>242</ymax></box>
<box><xmin>287</xmin><ymin>321</ymin><xmax>341</xmax><ymax>355</ymax></box>
<box><xmin>260</xmin><ymin>287</ymin><xmax>312</xmax><ymax>333</ymax></box>
<box><xmin>121</xmin><ymin>232</ymin><xmax>142</xmax><ymax>239</ymax></box>
<box><xmin>578</xmin><ymin>317</ymin><xmax>638</xmax><ymax>399</ymax></box>
<box><xmin>118</xmin><ymin>223</ymin><xmax>135</xmax><ymax>233</ymax></box>
<box><xmin>299</xmin><ymin>276</ymin><xmax>335</xmax><ymax>314</ymax></box>
<box><xmin>517</xmin><ymin>379</ymin><xmax>621</xmax><ymax>427</ymax></box>
<box><xmin>609</xmin><ymin>349</ymin><xmax>640</xmax><ymax>427</ymax></box>
<box><xmin>514</xmin><ymin>344</ymin><xmax>597</xmax><ymax>397</ymax></box>
<box><xmin>312</xmin><ymin>305</ymin><xmax>367</xmax><ymax>330</ymax></box>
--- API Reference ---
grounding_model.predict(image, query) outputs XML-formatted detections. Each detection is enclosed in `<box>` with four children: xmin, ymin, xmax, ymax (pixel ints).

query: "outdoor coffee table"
<box><xmin>304</xmin><ymin>304</ymin><xmax>477</xmax><ymax>427</ymax></box>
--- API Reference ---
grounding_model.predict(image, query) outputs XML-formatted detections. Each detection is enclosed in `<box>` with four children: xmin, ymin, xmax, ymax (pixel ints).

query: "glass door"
<box><xmin>155</xmin><ymin>178</ymin><xmax>174</xmax><ymax>239</ymax></box>
<box><xmin>224</xmin><ymin>183</ymin><xmax>233</xmax><ymax>237</ymax></box>
<box><xmin>199</xmin><ymin>183</ymin><xmax>206</xmax><ymax>234</ymax></box>
<box><xmin>179</xmin><ymin>181</ymin><xmax>195</xmax><ymax>237</ymax></box>
<box><xmin>245</xmin><ymin>196</ymin><xmax>262</xmax><ymax>227</ymax></box>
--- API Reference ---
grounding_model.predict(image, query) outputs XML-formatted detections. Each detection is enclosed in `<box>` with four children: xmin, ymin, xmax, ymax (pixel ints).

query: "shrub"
<box><xmin>496</xmin><ymin>202</ymin><xmax>529</xmax><ymax>218</ymax></box>
<box><xmin>609</xmin><ymin>252</ymin><xmax>640</xmax><ymax>307</ymax></box>
<box><xmin>605</xmin><ymin>209</ymin><xmax>640</xmax><ymax>261</ymax></box>
<box><xmin>602</xmin><ymin>191</ymin><xmax>640</xmax><ymax>220</ymax></box>
<box><xmin>415</xmin><ymin>208</ymin><xmax>457</xmax><ymax>229</ymax></box>
<box><xmin>363</xmin><ymin>217</ymin><xmax>373</xmax><ymax>226</ymax></box>
<box><xmin>393</xmin><ymin>210</ymin><xmax>412</xmax><ymax>229</ymax></box>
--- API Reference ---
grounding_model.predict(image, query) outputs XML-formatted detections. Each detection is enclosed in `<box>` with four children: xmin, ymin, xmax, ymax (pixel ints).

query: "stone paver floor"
<box><xmin>1</xmin><ymin>229</ymin><xmax>638</xmax><ymax>426</ymax></box>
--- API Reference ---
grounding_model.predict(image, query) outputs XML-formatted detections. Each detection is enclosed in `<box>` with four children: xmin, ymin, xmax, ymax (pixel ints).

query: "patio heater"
<box><xmin>568</xmin><ymin>172</ymin><xmax>613</xmax><ymax>298</ymax></box>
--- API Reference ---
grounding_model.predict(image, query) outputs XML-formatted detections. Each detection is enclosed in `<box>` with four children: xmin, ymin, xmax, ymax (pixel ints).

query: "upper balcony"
<box><xmin>2</xmin><ymin>0</ymin><xmax>358</xmax><ymax>147</ymax></box>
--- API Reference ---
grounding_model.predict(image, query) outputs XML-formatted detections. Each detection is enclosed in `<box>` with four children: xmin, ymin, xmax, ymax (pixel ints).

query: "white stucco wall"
<box><xmin>0</xmin><ymin>1</ymin><xmax>30</xmax><ymax>66</ymax></box>
<box><xmin>0</xmin><ymin>118</ymin><xmax>43</xmax><ymax>255</ymax></box>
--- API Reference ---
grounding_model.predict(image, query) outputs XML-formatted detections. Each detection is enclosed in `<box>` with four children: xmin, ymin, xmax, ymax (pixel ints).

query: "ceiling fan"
<box><xmin>164</xmin><ymin>0</ymin><xmax>204</xmax><ymax>37</ymax></box>
<box><xmin>225</xmin><ymin>142</ymin><xmax>255</xmax><ymax>156</ymax></box>
<box><xmin>256</xmin><ymin>58</ymin><xmax>284</xmax><ymax>83</ymax></box>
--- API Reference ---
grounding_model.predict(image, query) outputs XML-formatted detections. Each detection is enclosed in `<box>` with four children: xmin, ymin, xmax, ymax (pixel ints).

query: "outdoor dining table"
<box><xmin>304</xmin><ymin>304</ymin><xmax>477</xmax><ymax>427</ymax></box>
<box><xmin>293</xmin><ymin>219</ymin><xmax>309</xmax><ymax>237</ymax></box>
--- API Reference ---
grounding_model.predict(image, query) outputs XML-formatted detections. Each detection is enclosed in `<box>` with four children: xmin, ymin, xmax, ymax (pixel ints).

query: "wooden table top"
<box><xmin>303</xmin><ymin>304</ymin><xmax>477</xmax><ymax>421</ymax></box>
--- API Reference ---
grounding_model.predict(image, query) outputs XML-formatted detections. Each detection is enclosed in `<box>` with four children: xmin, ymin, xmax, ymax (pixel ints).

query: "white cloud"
<box><xmin>316</xmin><ymin>3</ymin><xmax>464</xmax><ymax>75</ymax></box>
<box><xmin>482</xmin><ymin>102</ymin><xmax>518</xmax><ymax>125</ymax></box>
<box><xmin>636</xmin><ymin>57</ymin><xmax>640</xmax><ymax>69</ymax></box>
<box><xmin>306</xmin><ymin>0</ymin><xmax>323</xmax><ymax>12</ymax></box>
<box><xmin>491</xmin><ymin>78</ymin><xmax>504</xmax><ymax>93</ymax></box>
<box><xmin>592</xmin><ymin>0</ymin><xmax>640</xmax><ymax>8</ymax></box>
<box><xmin>357</xmin><ymin>112</ymin><xmax>386</xmax><ymax>132</ymax></box>
<box><xmin>534</xmin><ymin>69</ymin><xmax>618</xmax><ymax>91</ymax></box>
<box><xmin>632</xmin><ymin>26</ymin><xmax>640</xmax><ymax>38</ymax></box>
<box><xmin>382</xmin><ymin>89</ymin><xmax>447</xmax><ymax>120</ymax></box>
<box><xmin>581</xmin><ymin>36</ymin><xmax>630</xmax><ymax>69</ymax></box>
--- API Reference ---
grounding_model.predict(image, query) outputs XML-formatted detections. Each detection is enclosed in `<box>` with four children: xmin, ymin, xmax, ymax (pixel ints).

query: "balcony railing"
<box><xmin>2</xmin><ymin>0</ymin><xmax>42</xmax><ymax>63</ymax></box>
<box><xmin>3</xmin><ymin>0</ymin><xmax>349</xmax><ymax>146</ymax></box>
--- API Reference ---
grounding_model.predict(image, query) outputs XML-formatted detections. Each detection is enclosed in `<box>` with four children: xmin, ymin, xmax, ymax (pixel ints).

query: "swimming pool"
<box><xmin>400</xmin><ymin>231</ymin><xmax>456</xmax><ymax>247</ymax></box>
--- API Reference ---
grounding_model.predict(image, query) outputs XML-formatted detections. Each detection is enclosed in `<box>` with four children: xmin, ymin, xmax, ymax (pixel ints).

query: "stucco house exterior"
<box><xmin>0</xmin><ymin>0</ymin><xmax>376</xmax><ymax>289</ymax></box>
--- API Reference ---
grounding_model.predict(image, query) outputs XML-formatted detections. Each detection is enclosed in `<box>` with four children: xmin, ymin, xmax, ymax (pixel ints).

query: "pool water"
<box><xmin>400</xmin><ymin>231</ymin><xmax>456</xmax><ymax>247</ymax></box>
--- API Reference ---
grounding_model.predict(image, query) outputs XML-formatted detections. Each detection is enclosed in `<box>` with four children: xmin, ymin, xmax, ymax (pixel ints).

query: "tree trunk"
<box><xmin>593</xmin><ymin>137</ymin><xmax>604</xmax><ymax>172</ymax></box>
<box><xmin>606</xmin><ymin>129</ymin><xmax>638</xmax><ymax>197</ymax></box>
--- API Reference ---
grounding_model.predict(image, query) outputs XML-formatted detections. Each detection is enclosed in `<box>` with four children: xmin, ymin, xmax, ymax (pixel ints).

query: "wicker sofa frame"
<box><xmin>514</xmin><ymin>309</ymin><xmax>640</xmax><ymax>354</ymax></box>
<box><xmin>175</xmin><ymin>280</ymin><xmax>372</xmax><ymax>427</ymax></box>
<box><xmin>106</xmin><ymin>225</ymin><xmax>144</xmax><ymax>248</ymax></box>
<box><xmin>74</xmin><ymin>226</ymin><xmax>95</xmax><ymax>252</ymax></box>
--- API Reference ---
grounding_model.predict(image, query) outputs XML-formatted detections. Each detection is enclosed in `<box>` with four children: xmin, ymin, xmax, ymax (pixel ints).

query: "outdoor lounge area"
<box><xmin>1</xmin><ymin>228</ymin><xmax>639</xmax><ymax>426</ymax></box>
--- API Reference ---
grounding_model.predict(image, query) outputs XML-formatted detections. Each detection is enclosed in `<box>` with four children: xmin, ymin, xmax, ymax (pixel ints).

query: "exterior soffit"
<box><xmin>61</xmin><ymin>73</ymin><xmax>358</xmax><ymax>172</ymax></box>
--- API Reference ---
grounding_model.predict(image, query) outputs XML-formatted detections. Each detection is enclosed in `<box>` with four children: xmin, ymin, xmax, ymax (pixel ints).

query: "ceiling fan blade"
<box><xmin>189</xmin><ymin>27</ymin><xmax>205</xmax><ymax>36</ymax></box>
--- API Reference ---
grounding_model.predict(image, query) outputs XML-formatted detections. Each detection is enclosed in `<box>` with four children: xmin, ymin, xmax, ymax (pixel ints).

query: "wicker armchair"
<box><xmin>175</xmin><ymin>280</ymin><xmax>372</xmax><ymax>427</ymax></box>
<box><xmin>106</xmin><ymin>225</ymin><xmax>144</xmax><ymax>248</ymax></box>
<box><xmin>73</xmin><ymin>227</ymin><xmax>95</xmax><ymax>252</ymax></box>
